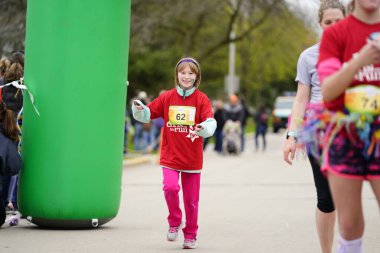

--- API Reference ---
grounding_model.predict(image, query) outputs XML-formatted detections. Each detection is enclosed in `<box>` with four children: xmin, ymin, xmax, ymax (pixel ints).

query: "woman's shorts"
<box><xmin>322</xmin><ymin>129</ymin><xmax>380</xmax><ymax>180</ymax></box>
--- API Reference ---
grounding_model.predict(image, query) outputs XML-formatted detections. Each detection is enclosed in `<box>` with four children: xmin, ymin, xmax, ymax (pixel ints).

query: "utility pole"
<box><xmin>228</xmin><ymin>29</ymin><xmax>236</xmax><ymax>95</ymax></box>
<box><xmin>225</xmin><ymin>0</ymin><xmax>239</xmax><ymax>96</ymax></box>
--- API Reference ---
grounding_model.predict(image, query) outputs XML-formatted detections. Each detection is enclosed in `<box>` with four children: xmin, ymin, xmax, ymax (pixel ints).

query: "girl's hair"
<box><xmin>347</xmin><ymin>0</ymin><xmax>355</xmax><ymax>13</ymax></box>
<box><xmin>0</xmin><ymin>102</ymin><xmax>19</xmax><ymax>142</ymax></box>
<box><xmin>4</xmin><ymin>63</ymin><xmax>23</xmax><ymax>83</ymax></box>
<box><xmin>318</xmin><ymin>0</ymin><xmax>346</xmax><ymax>23</ymax></box>
<box><xmin>0</xmin><ymin>57</ymin><xmax>10</xmax><ymax>77</ymax></box>
<box><xmin>174</xmin><ymin>57</ymin><xmax>201</xmax><ymax>88</ymax></box>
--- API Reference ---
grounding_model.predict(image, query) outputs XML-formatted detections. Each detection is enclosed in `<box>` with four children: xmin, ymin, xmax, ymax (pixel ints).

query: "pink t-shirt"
<box><xmin>318</xmin><ymin>15</ymin><xmax>380</xmax><ymax>111</ymax></box>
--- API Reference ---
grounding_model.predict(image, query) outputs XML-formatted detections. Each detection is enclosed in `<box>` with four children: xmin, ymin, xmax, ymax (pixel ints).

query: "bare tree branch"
<box><xmin>199</xmin><ymin>0</ymin><xmax>284</xmax><ymax>62</ymax></box>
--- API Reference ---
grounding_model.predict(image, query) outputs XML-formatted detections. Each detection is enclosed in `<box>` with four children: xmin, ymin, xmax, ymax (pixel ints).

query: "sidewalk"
<box><xmin>123</xmin><ymin>153</ymin><xmax>158</xmax><ymax>166</ymax></box>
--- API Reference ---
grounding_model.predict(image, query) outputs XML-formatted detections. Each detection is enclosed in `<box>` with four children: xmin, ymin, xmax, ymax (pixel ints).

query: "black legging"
<box><xmin>308</xmin><ymin>154</ymin><xmax>335</xmax><ymax>213</ymax></box>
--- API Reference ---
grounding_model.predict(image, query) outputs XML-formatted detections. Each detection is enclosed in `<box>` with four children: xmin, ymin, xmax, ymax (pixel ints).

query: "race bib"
<box><xmin>344</xmin><ymin>85</ymin><xmax>380</xmax><ymax>115</ymax></box>
<box><xmin>168</xmin><ymin>106</ymin><xmax>196</xmax><ymax>126</ymax></box>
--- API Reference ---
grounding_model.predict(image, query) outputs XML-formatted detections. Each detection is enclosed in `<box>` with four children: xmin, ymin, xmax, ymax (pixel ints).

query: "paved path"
<box><xmin>0</xmin><ymin>133</ymin><xmax>379</xmax><ymax>253</ymax></box>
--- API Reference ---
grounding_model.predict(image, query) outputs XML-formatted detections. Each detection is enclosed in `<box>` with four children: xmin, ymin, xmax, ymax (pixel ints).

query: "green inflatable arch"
<box><xmin>18</xmin><ymin>0</ymin><xmax>131</xmax><ymax>228</ymax></box>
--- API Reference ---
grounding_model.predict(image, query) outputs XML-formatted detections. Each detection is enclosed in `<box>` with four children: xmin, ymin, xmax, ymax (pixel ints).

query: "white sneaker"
<box><xmin>167</xmin><ymin>223</ymin><xmax>182</xmax><ymax>241</ymax></box>
<box><xmin>4</xmin><ymin>212</ymin><xmax>20</xmax><ymax>227</ymax></box>
<box><xmin>183</xmin><ymin>238</ymin><xmax>197</xmax><ymax>249</ymax></box>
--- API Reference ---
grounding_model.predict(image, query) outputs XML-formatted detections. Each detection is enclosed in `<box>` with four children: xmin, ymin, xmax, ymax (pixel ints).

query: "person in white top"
<box><xmin>283</xmin><ymin>1</ymin><xmax>345</xmax><ymax>253</ymax></box>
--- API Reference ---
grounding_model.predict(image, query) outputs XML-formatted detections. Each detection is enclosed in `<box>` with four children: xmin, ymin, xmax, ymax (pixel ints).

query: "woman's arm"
<box><xmin>321</xmin><ymin>40</ymin><xmax>380</xmax><ymax>102</ymax></box>
<box><xmin>288</xmin><ymin>83</ymin><xmax>310</xmax><ymax>131</ymax></box>
<box><xmin>283</xmin><ymin>83</ymin><xmax>310</xmax><ymax>165</ymax></box>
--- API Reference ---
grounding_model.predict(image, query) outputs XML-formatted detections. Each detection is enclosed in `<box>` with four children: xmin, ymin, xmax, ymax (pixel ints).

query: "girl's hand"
<box><xmin>195</xmin><ymin>124</ymin><xmax>203</xmax><ymax>132</ymax></box>
<box><xmin>133</xmin><ymin>100</ymin><xmax>143</xmax><ymax>110</ymax></box>
<box><xmin>283</xmin><ymin>137</ymin><xmax>297</xmax><ymax>165</ymax></box>
<box><xmin>355</xmin><ymin>39</ymin><xmax>380</xmax><ymax>67</ymax></box>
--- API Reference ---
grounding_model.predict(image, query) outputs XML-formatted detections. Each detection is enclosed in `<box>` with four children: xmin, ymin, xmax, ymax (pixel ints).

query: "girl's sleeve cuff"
<box><xmin>197</xmin><ymin>118</ymin><xmax>217</xmax><ymax>138</ymax></box>
<box><xmin>131</xmin><ymin>100</ymin><xmax>151</xmax><ymax>123</ymax></box>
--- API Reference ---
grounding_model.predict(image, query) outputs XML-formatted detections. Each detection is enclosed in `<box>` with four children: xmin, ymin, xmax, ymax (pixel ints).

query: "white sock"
<box><xmin>337</xmin><ymin>235</ymin><xmax>363</xmax><ymax>253</ymax></box>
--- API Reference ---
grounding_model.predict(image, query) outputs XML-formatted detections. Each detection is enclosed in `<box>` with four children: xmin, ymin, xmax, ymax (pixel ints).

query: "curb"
<box><xmin>123</xmin><ymin>155</ymin><xmax>157</xmax><ymax>167</ymax></box>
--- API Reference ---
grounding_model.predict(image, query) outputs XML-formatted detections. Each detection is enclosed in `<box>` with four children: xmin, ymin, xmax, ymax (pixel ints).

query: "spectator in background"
<box><xmin>0</xmin><ymin>57</ymin><xmax>10</xmax><ymax>84</ymax></box>
<box><xmin>1</xmin><ymin>51</ymin><xmax>24</xmax><ymax>214</ymax></box>
<box><xmin>123</xmin><ymin>101</ymin><xmax>133</xmax><ymax>157</ymax></box>
<box><xmin>2</xmin><ymin>61</ymin><xmax>23</xmax><ymax>115</ymax></box>
<box><xmin>213</xmin><ymin>99</ymin><xmax>226</xmax><ymax>153</ymax></box>
<box><xmin>236</xmin><ymin>94</ymin><xmax>250</xmax><ymax>151</ymax></box>
<box><xmin>9</xmin><ymin>51</ymin><xmax>24</xmax><ymax>68</ymax></box>
<box><xmin>254</xmin><ymin>105</ymin><xmax>268</xmax><ymax>151</ymax></box>
<box><xmin>133</xmin><ymin>91</ymin><xmax>151</xmax><ymax>151</ymax></box>
<box><xmin>151</xmin><ymin>117</ymin><xmax>164</xmax><ymax>151</ymax></box>
<box><xmin>150</xmin><ymin>90</ymin><xmax>166</xmax><ymax>151</ymax></box>
<box><xmin>0</xmin><ymin>57</ymin><xmax>10</xmax><ymax>103</ymax></box>
<box><xmin>224</xmin><ymin>94</ymin><xmax>244</xmax><ymax>151</ymax></box>
<box><xmin>0</xmin><ymin>101</ymin><xmax>22</xmax><ymax>227</ymax></box>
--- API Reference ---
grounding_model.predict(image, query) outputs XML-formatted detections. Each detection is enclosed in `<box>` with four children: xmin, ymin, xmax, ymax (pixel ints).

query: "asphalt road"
<box><xmin>0</xmin><ymin>132</ymin><xmax>379</xmax><ymax>253</ymax></box>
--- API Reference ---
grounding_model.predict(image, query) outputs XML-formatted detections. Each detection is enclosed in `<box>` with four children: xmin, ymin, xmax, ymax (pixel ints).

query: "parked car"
<box><xmin>272</xmin><ymin>96</ymin><xmax>295</xmax><ymax>133</ymax></box>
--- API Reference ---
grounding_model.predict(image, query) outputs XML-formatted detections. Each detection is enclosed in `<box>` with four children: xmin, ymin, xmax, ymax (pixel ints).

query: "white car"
<box><xmin>272</xmin><ymin>96</ymin><xmax>295</xmax><ymax>133</ymax></box>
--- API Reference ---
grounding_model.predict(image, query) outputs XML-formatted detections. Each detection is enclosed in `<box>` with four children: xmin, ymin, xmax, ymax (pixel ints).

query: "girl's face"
<box><xmin>320</xmin><ymin>8</ymin><xmax>345</xmax><ymax>30</ymax></box>
<box><xmin>356</xmin><ymin>0</ymin><xmax>380</xmax><ymax>12</ymax></box>
<box><xmin>177</xmin><ymin>66</ymin><xmax>197</xmax><ymax>89</ymax></box>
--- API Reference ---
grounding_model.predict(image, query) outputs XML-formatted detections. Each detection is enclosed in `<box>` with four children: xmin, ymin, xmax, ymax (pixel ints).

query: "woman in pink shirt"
<box><xmin>318</xmin><ymin>0</ymin><xmax>380</xmax><ymax>252</ymax></box>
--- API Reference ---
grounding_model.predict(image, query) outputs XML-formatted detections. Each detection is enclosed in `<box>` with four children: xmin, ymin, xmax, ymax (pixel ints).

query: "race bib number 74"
<box><xmin>168</xmin><ymin>106</ymin><xmax>196</xmax><ymax>126</ymax></box>
<box><xmin>345</xmin><ymin>85</ymin><xmax>380</xmax><ymax>115</ymax></box>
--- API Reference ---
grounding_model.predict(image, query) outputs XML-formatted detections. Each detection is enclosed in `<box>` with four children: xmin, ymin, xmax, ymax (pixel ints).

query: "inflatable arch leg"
<box><xmin>18</xmin><ymin>0</ymin><xmax>131</xmax><ymax>228</ymax></box>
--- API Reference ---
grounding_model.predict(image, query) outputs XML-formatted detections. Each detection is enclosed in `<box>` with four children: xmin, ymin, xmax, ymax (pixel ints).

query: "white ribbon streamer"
<box><xmin>0</xmin><ymin>78</ymin><xmax>40</xmax><ymax>116</ymax></box>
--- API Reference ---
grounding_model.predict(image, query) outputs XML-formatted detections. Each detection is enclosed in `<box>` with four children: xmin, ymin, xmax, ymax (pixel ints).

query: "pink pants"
<box><xmin>162</xmin><ymin>168</ymin><xmax>201</xmax><ymax>240</ymax></box>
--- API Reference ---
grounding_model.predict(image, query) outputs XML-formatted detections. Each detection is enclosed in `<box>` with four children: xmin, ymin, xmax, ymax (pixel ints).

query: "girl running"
<box><xmin>132</xmin><ymin>57</ymin><xmax>216</xmax><ymax>249</ymax></box>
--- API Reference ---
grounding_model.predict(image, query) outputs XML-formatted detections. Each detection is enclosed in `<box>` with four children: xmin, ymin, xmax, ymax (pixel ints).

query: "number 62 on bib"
<box><xmin>168</xmin><ymin>106</ymin><xmax>196</xmax><ymax>126</ymax></box>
